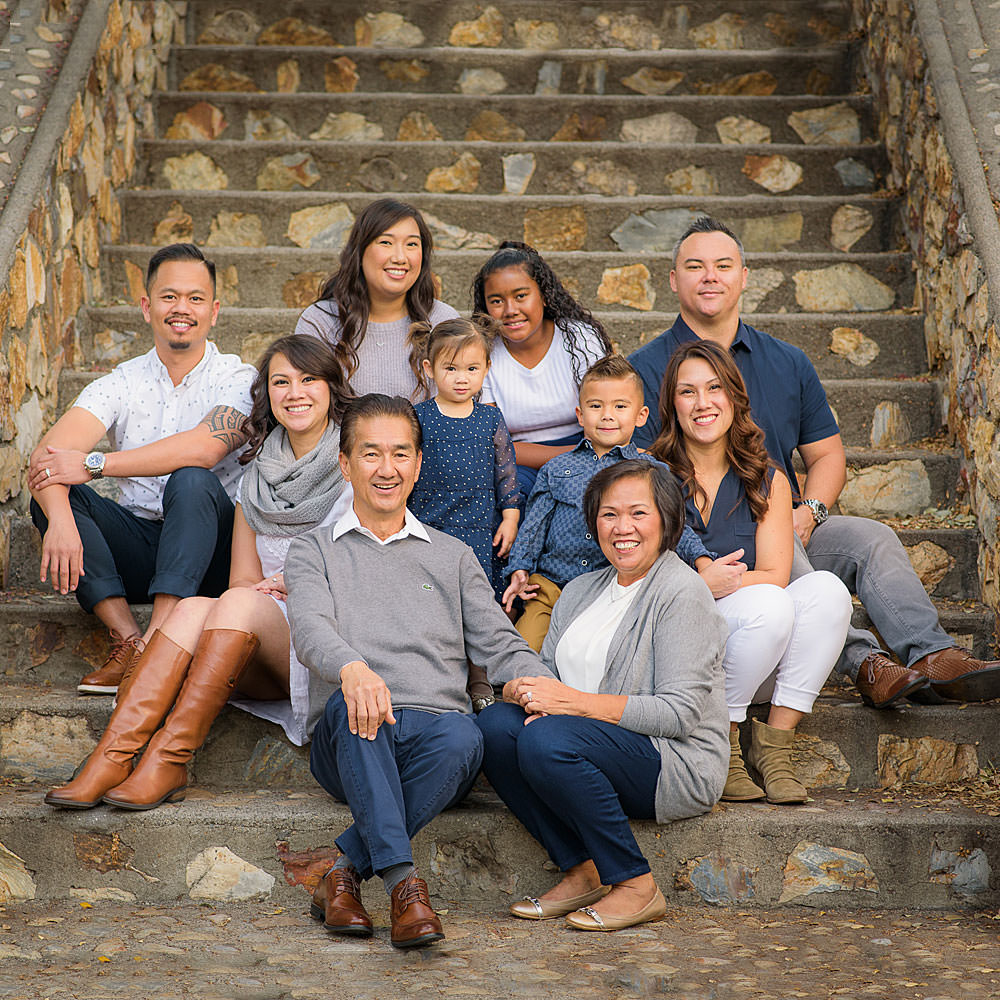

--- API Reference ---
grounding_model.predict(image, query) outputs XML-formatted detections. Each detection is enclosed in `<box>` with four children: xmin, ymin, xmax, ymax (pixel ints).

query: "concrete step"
<box><xmin>0</xmin><ymin>782</ymin><xmax>995</xmax><ymax>909</ymax></box>
<box><xmin>101</xmin><ymin>242</ymin><xmax>915</xmax><ymax>314</ymax></box>
<box><xmin>140</xmin><ymin>137</ymin><xmax>886</xmax><ymax>199</ymax></box>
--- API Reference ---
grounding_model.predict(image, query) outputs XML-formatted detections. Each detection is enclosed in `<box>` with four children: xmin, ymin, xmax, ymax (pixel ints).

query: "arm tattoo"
<box><xmin>200</xmin><ymin>405</ymin><xmax>248</xmax><ymax>453</ymax></box>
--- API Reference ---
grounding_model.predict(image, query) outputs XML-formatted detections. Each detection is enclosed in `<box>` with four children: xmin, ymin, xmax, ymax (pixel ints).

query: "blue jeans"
<box><xmin>791</xmin><ymin>514</ymin><xmax>954</xmax><ymax>679</ymax></box>
<box><xmin>310</xmin><ymin>691</ymin><xmax>484</xmax><ymax>881</ymax></box>
<box><xmin>476</xmin><ymin>703</ymin><xmax>660</xmax><ymax>886</ymax></box>
<box><xmin>30</xmin><ymin>467</ymin><xmax>234</xmax><ymax>614</ymax></box>
<box><xmin>516</xmin><ymin>431</ymin><xmax>583</xmax><ymax>498</ymax></box>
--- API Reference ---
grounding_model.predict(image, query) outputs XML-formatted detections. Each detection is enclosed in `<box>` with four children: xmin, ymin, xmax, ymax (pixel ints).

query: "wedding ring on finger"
<box><xmin>45</xmin><ymin>468</ymin><xmax>51</xmax><ymax>479</ymax></box>
<box><xmin>526</xmin><ymin>690</ymin><xmax>534</xmax><ymax>703</ymax></box>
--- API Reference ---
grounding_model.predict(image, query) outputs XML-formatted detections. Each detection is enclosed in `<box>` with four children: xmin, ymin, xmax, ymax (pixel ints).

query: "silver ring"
<box><xmin>526</xmin><ymin>690</ymin><xmax>534</xmax><ymax>703</ymax></box>
<box><xmin>272</xmin><ymin>576</ymin><xmax>278</xmax><ymax>582</ymax></box>
<box><xmin>45</xmin><ymin>468</ymin><xmax>51</xmax><ymax>478</ymax></box>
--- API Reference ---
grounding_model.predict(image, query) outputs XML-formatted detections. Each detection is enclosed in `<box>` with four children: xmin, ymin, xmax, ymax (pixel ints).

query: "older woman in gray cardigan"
<box><xmin>476</xmin><ymin>460</ymin><xmax>729</xmax><ymax>932</ymax></box>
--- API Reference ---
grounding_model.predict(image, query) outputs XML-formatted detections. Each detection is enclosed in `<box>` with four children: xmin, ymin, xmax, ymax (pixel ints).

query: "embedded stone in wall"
<box><xmin>242</xmin><ymin>738</ymin><xmax>311</xmax><ymax>785</ymax></box>
<box><xmin>831</xmin><ymin>205</ymin><xmax>874</xmax><ymax>252</ymax></box>
<box><xmin>180</xmin><ymin>63</ymin><xmax>259</xmax><ymax>92</ymax></box>
<box><xmin>457</xmin><ymin>68</ymin><xmax>507</xmax><ymax>95</ymax></box>
<box><xmin>778</xmin><ymin>842</ymin><xmax>878</xmax><ymax>904</ymax></box>
<box><xmin>425</xmin><ymin>152</ymin><xmax>481</xmax><ymax>193</ymax></box>
<box><xmin>282</xmin><ymin>272</ymin><xmax>325</xmax><ymax>308</ymax></box>
<box><xmin>878</xmin><ymin>735</ymin><xmax>978</xmax><ymax>786</ymax></box>
<box><xmin>379</xmin><ymin>58</ymin><xmax>429</xmax><ymax>82</ymax></box>
<box><xmin>611</xmin><ymin>209</ymin><xmax>701</xmax><ymax>253</ymax></box>
<box><xmin>355</xmin><ymin>12</ymin><xmax>425</xmax><ymax>48</ymax></box>
<box><xmin>664</xmin><ymin>165</ymin><xmax>718</xmax><ymax>195</ymax></box>
<box><xmin>742</xmin><ymin>154</ymin><xmax>803</xmax><ymax>193</ymax></box>
<box><xmin>835</xmin><ymin>158</ymin><xmax>875</xmax><ymax>189</ymax></box>
<box><xmin>205</xmin><ymin>211</ymin><xmax>266</xmax><ymax>248</ymax></box>
<box><xmin>124</xmin><ymin>260</ymin><xmax>145</xmax><ymax>306</ymax></box>
<box><xmin>621</xmin><ymin>112</ymin><xmax>697</xmax><ymax>144</ymax></box>
<box><xmin>594</xmin><ymin>13</ymin><xmax>661</xmax><ymax>50</ymax></box>
<box><xmin>449</xmin><ymin>7</ymin><xmax>504</xmax><ymax>47</ymax></box>
<box><xmin>187</xmin><ymin>847</ymin><xmax>275</xmax><ymax>902</ymax></box>
<box><xmin>830</xmin><ymin>326</ymin><xmax>880</xmax><ymax>367</ymax></box>
<box><xmin>551</xmin><ymin>112</ymin><xmax>607</xmax><ymax>142</ymax></box>
<box><xmin>163</xmin><ymin>152</ymin><xmax>228</xmax><ymax>191</ymax></box>
<box><xmin>93</xmin><ymin>328</ymin><xmax>139</xmax><ymax>366</ymax></box>
<box><xmin>503</xmin><ymin>153</ymin><xmax>536</xmax><ymax>195</ymax></box>
<box><xmin>465</xmin><ymin>110</ymin><xmax>525</xmax><ymax>142</ymax></box>
<box><xmin>355</xmin><ymin>157</ymin><xmax>407</xmax><ymax>193</ymax></box>
<box><xmin>674</xmin><ymin>855</ymin><xmax>755</xmax><ymax>905</ymax></box>
<box><xmin>398</xmin><ymin>111</ymin><xmax>442</xmax><ymax>141</ymax></box>
<box><xmin>571</xmin><ymin>158</ymin><xmax>638</xmax><ymax>197</ymax></box>
<box><xmin>245</xmin><ymin>110</ymin><xmax>298</xmax><ymax>142</ymax></box>
<box><xmin>0</xmin><ymin>447</ymin><xmax>22</xmax><ymax>502</ymax></box>
<box><xmin>788</xmin><ymin>102</ymin><xmax>861</xmax><ymax>145</ymax></box>
<box><xmin>198</xmin><ymin>10</ymin><xmax>261</xmax><ymax>45</ymax></box>
<box><xmin>734</xmin><ymin>212</ymin><xmax>803</xmax><ymax>253</ymax></box>
<box><xmin>258</xmin><ymin>17</ymin><xmax>335</xmax><ymax>46</ymax></box>
<box><xmin>790</xmin><ymin>734</ymin><xmax>850</xmax><ymax>788</ymax></box>
<box><xmin>524</xmin><ymin>206</ymin><xmax>586</xmax><ymax>252</ymax></box>
<box><xmin>535</xmin><ymin>61</ymin><xmax>561</xmax><ymax>95</ymax></box>
<box><xmin>241</xmin><ymin>333</ymin><xmax>279</xmax><ymax>363</ymax></box>
<box><xmin>1</xmin><ymin>710</ymin><xmax>96</xmax><ymax>781</ymax></box>
<box><xmin>806</xmin><ymin>68</ymin><xmax>833</xmax><ymax>95</ymax></box>
<box><xmin>695</xmin><ymin>71</ymin><xmax>777</xmax><ymax>96</ymax></box>
<box><xmin>421</xmin><ymin>212</ymin><xmax>497</xmax><ymax>251</ymax></box>
<box><xmin>256</xmin><ymin>153</ymin><xmax>320</xmax><ymax>191</ymax></box>
<box><xmin>870</xmin><ymin>400</ymin><xmax>912</xmax><ymax>448</ymax></box>
<box><xmin>429</xmin><ymin>834</ymin><xmax>515</xmax><ymax>896</ymax></box>
<box><xmin>164</xmin><ymin>102</ymin><xmax>227</xmax><ymax>140</ymax></box>
<box><xmin>839</xmin><ymin>460</ymin><xmax>931</xmax><ymax>518</ymax></box>
<box><xmin>275</xmin><ymin>841</ymin><xmax>341</xmax><ymax>893</ymax></box>
<box><xmin>620</xmin><ymin>67</ymin><xmax>684</xmax><ymax>95</ymax></box>
<box><xmin>905</xmin><ymin>540</ymin><xmax>954</xmax><ymax>593</ymax></box>
<box><xmin>286</xmin><ymin>203</ymin><xmax>354</xmax><ymax>249</ymax></box>
<box><xmin>324</xmin><ymin>56</ymin><xmax>359</xmax><ymax>93</ymax></box>
<box><xmin>741</xmin><ymin>267</ymin><xmax>784</xmax><ymax>313</ymax></box>
<box><xmin>689</xmin><ymin>13</ymin><xmax>745</xmax><ymax>49</ymax></box>
<box><xmin>598</xmin><ymin>264</ymin><xmax>655</xmax><ymax>311</ymax></box>
<box><xmin>0</xmin><ymin>844</ymin><xmax>35</xmax><ymax>902</ymax></box>
<box><xmin>715</xmin><ymin>115</ymin><xmax>771</xmax><ymax>145</ymax></box>
<box><xmin>309</xmin><ymin>112</ymin><xmax>383</xmax><ymax>142</ymax></box>
<box><xmin>69</xmin><ymin>888</ymin><xmax>137</xmax><ymax>905</ymax></box>
<box><xmin>793</xmin><ymin>264</ymin><xmax>894</xmax><ymax>312</ymax></box>
<box><xmin>514</xmin><ymin>19</ymin><xmax>560</xmax><ymax>50</ymax></box>
<box><xmin>929</xmin><ymin>844</ymin><xmax>991</xmax><ymax>896</ymax></box>
<box><xmin>217</xmin><ymin>264</ymin><xmax>239</xmax><ymax>308</ymax></box>
<box><xmin>276</xmin><ymin>59</ymin><xmax>300</xmax><ymax>93</ymax></box>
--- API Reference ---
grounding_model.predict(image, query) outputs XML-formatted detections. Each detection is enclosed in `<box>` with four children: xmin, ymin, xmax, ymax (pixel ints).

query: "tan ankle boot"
<box><xmin>721</xmin><ymin>726</ymin><xmax>765</xmax><ymax>801</ymax></box>
<box><xmin>747</xmin><ymin>718</ymin><xmax>808</xmax><ymax>805</ymax></box>
<box><xmin>103</xmin><ymin>629</ymin><xmax>259</xmax><ymax>810</ymax></box>
<box><xmin>44</xmin><ymin>631</ymin><xmax>193</xmax><ymax>808</ymax></box>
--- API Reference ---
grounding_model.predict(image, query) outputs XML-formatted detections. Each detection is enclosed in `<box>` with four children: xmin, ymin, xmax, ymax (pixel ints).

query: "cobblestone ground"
<box><xmin>0</xmin><ymin>900</ymin><xmax>998</xmax><ymax>999</ymax></box>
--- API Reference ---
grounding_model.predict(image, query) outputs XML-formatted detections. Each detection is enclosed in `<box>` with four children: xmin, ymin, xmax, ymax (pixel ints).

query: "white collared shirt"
<box><xmin>73</xmin><ymin>343</ymin><xmax>255</xmax><ymax>519</ymax></box>
<box><xmin>331</xmin><ymin>505</ymin><xmax>431</xmax><ymax>546</ymax></box>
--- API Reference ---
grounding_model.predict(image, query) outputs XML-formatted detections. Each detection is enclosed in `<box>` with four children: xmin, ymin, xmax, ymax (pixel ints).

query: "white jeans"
<box><xmin>716</xmin><ymin>572</ymin><xmax>853</xmax><ymax>723</ymax></box>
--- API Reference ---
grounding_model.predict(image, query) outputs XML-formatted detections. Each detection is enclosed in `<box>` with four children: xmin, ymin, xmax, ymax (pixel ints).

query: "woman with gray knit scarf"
<box><xmin>45</xmin><ymin>335</ymin><xmax>353</xmax><ymax>812</ymax></box>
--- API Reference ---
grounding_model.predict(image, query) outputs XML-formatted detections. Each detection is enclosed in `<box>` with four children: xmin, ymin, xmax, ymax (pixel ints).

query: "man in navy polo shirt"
<box><xmin>629</xmin><ymin>216</ymin><xmax>1000</xmax><ymax>709</ymax></box>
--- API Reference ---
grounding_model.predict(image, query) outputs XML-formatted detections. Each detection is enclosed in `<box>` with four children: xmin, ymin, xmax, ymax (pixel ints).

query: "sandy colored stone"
<box><xmin>794</xmin><ymin>264</ymin><xmax>894</xmax><ymax>311</ymax></box>
<box><xmin>830</xmin><ymin>204</ymin><xmax>874</xmax><ymax>251</ymax></box>
<box><xmin>870</xmin><ymin>400</ymin><xmax>912</xmax><ymax>447</ymax></box>
<box><xmin>806</xmin><ymin>67</ymin><xmax>833</xmax><ymax>95</ymax></box>
<box><xmin>245</xmin><ymin>110</ymin><xmax>297</xmax><ymax>142</ymax></box>
<box><xmin>457</xmin><ymin>68</ymin><xmax>507</xmax><ymax>95</ymax></box>
<box><xmin>716</xmin><ymin>115</ymin><xmax>771</xmax><ymax>145</ymax></box>
<box><xmin>830</xmin><ymin>326</ymin><xmax>880</xmax><ymax>367</ymax></box>
<box><xmin>164</xmin><ymin>102</ymin><xmax>227</xmax><ymax>140</ymax></box>
<box><xmin>187</xmin><ymin>847</ymin><xmax>275</xmax><ymax>902</ymax></box>
<box><xmin>0</xmin><ymin>447</ymin><xmax>22</xmax><ymax>503</ymax></box>
<box><xmin>571</xmin><ymin>158</ymin><xmax>638</xmax><ymax>197</ymax></box>
<box><xmin>621</xmin><ymin>67</ymin><xmax>683</xmax><ymax>95</ymax></box>
<box><xmin>788</xmin><ymin>102</ymin><xmax>861</xmax><ymax>145</ymax></box>
<box><xmin>286</xmin><ymin>203</ymin><xmax>354</xmax><ymax>249</ymax></box>
<box><xmin>309</xmin><ymin>112</ymin><xmax>383</xmax><ymax>142</ymax></box>
<box><xmin>839</xmin><ymin>460</ymin><xmax>931</xmax><ymax>517</ymax></box>
<box><xmin>741</xmin><ymin>267</ymin><xmax>784</xmax><ymax>313</ymax></box>
<box><xmin>241</xmin><ymin>333</ymin><xmax>280</xmax><ymax>363</ymax></box>
<box><xmin>551</xmin><ymin>112</ymin><xmax>607</xmax><ymax>142</ymax></box>
<box><xmin>425</xmin><ymin>152</ymin><xmax>481</xmax><ymax>193</ymax></box>
<box><xmin>593</xmin><ymin>12</ymin><xmax>661</xmax><ymax>50</ymax></box>
<box><xmin>205</xmin><ymin>212</ymin><xmax>265</xmax><ymax>248</ymax></box>
<box><xmin>466</xmin><ymin>110</ymin><xmax>525</xmax><ymax>142</ymax></box>
<box><xmin>69</xmin><ymin>888</ymin><xmax>137</xmax><ymax>904</ymax></box>
<box><xmin>198</xmin><ymin>9</ymin><xmax>260</xmax><ymax>44</ymax></box>
<box><xmin>398</xmin><ymin>111</ymin><xmax>442</xmax><ymax>141</ymax></box>
<box><xmin>324</xmin><ymin>56</ymin><xmax>359</xmax><ymax>93</ymax></box>
<box><xmin>258</xmin><ymin>17</ymin><xmax>334</xmax><ymax>46</ymax></box>
<box><xmin>93</xmin><ymin>328</ymin><xmax>139</xmax><ymax>366</ymax></box>
<box><xmin>779</xmin><ymin>841</ymin><xmax>877</xmax><ymax>904</ymax></box>
<box><xmin>598</xmin><ymin>264</ymin><xmax>655</xmax><ymax>311</ymax></box>
<box><xmin>256</xmin><ymin>153</ymin><xmax>320</xmax><ymax>191</ymax></box>
<box><xmin>514</xmin><ymin>19</ymin><xmax>560</xmax><ymax>49</ymax></box>
<box><xmin>1</xmin><ymin>710</ymin><xmax>96</xmax><ymax>781</ymax></box>
<box><xmin>355</xmin><ymin>12</ymin><xmax>424</xmax><ymax>48</ymax></box>
<box><xmin>282</xmin><ymin>272</ymin><xmax>325</xmax><ymax>308</ymax></box>
<box><xmin>689</xmin><ymin>13</ymin><xmax>745</xmax><ymax>49</ymax></box>
<box><xmin>742</xmin><ymin>154</ymin><xmax>803</xmax><ymax>192</ymax></box>
<box><xmin>878</xmin><ymin>735</ymin><xmax>978</xmax><ymax>787</ymax></box>
<box><xmin>24</xmin><ymin>238</ymin><xmax>45</xmax><ymax>312</ymax></box>
<box><xmin>124</xmin><ymin>260</ymin><xmax>145</xmax><ymax>305</ymax></box>
<box><xmin>734</xmin><ymin>213</ymin><xmax>803</xmax><ymax>253</ymax></box>
<box><xmin>276</xmin><ymin>59</ymin><xmax>300</xmax><ymax>93</ymax></box>
<box><xmin>503</xmin><ymin>153</ymin><xmax>536</xmax><ymax>195</ymax></box>
<box><xmin>79</xmin><ymin>130</ymin><xmax>103</xmax><ymax>199</ymax></box>
<box><xmin>790</xmin><ymin>734</ymin><xmax>851</xmax><ymax>789</ymax></box>
<box><xmin>0</xmin><ymin>844</ymin><xmax>35</xmax><ymax>902</ymax></box>
<box><xmin>695</xmin><ymin>71</ymin><xmax>777</xmax><ymax>96</ymax></box>
<box><xmin>449</xmin><ymin>6</ymin><xmax>503</xmax><ymax>47</ymax></box>
<box><xmin>180</xmin><ymin>63</ymin><xmax>258</xmax><ymax>92</ymax></box>
<box><xmin>217</xmin><ymin>265</ymin><xmax>240</xmax><ymax>307</ymax></box>
<box><xmin>523</xmin><ymin>206</ymin><xmax>586</xmax><ymax>252</ymax></box>
<box><xmin>421</xmin><ymin>212</ymin><xmax>497</xmax><ymax>251</ymax></box>
<box><xmin>379</xmin><ymin>58</ymin><xmax>429</xmax><ymax>82</ymax></box>
<box><xmin>162</xmin><ymin>151</ymin><xmax>228</xmax><ymax>191</ymax></box>
<box><xmin>905</xmin><ymin>539</ymin><xmax>954</xmax><ymax>592</ymax></box>
<box><xmin>664</xmin><ymin>165</ymin><xmax>718</xmax><ymax>196</ymax></box>
<box><xmin>621</xmin><ymin>112</ymin><xmax>697</xmax><ymax>144</ymax></box>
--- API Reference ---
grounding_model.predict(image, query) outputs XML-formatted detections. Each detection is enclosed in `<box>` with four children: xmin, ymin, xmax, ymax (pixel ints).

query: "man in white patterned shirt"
<box><xmin>28</xmin><ymin>244</ymin><xmax>255</xmax><ymax>695</ymax></box>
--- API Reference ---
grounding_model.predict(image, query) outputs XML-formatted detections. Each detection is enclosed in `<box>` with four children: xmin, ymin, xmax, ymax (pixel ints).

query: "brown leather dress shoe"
<box><xmin>309</xmin><ymin>866</ymin><xmax>373</xmax><ymax>937</ymax></box>
<box><xmin>854</xmin><ymin>652</ymin><xmax>929</xmax><ymax>708</ymax></box>
<box><xmin>78</xmin><ymin>633</ymin><xmax>144</xmax><ymax>695</ymax></box>
<box><xmin>390</xmin><ymin>873</ymin><xmax>444</xmax><ymax>949</ymax></box>
<box><xmin>910</xmin><ymin>647</ymin><xmax>1000</xmax><ymax>703</ymax></box>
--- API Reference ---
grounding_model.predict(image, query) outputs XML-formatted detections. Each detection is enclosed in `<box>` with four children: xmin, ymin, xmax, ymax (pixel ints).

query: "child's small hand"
<box><xmin>502</xmin><ymin>570</ymin><xmax>539</xmax><ymax>613</ymax></box>
<box><xmin>493</xmin><ymin>513</ymin><xmax>519</xmax><ymax>558</ymax></box>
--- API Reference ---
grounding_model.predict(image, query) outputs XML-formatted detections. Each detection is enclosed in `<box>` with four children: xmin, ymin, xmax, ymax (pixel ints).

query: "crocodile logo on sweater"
<box><xmin>422</xmin><ymin>583</ymin><xmax>434</xmax><ymax>591</ymax></box>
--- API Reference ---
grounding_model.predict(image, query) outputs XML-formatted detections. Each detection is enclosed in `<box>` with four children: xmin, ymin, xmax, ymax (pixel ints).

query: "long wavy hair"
<box><xmin>301</xmin><ymin>199</ymin><xmax>437</xmax><ymax>388</ymax></box>
<box><xmin>650</xmin><ymin>340</ymin><xmax>772</xmax><ymax>522</ymax></box>
<box><xmin>240</xmin><ymin>335</ymin><xmax>354</xmax><ymax>464</ymax></box>
<box><xmin>470</xmin><ymin>241</ymin><xmax>612</xmax><ymax>384</ymax></box>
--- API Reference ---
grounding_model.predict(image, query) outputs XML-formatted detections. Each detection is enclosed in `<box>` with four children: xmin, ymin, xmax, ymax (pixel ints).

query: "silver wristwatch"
<box><xmin>800</xmin><ymin>498</ymin><xmax>828</xmax><ymax>525</ymax></box>
<box><xmin>84</xmin><ymin>451</ymin><xmax>106</xmax><ymax>480</ymax></box>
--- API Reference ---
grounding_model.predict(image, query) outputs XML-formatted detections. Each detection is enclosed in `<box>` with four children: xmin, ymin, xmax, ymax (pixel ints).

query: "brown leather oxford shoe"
<box><xmin>309</xmin><ymin>866</ymin><xmax>373</xmax><ymax>937</ymax></box>
<box><xmin>854</xmin><ymin>652</ymin><xmax>929</xmax><ymax>708</ymax></box>
<box><xmin>910</xmin><ymin>647</ymin><xmax>1000</xmax><ymax>703</ymax></box>
<box><xmin>390</xmin><ymin>873</ymin><xmax>444</xmax><ymax>949</ymax></box>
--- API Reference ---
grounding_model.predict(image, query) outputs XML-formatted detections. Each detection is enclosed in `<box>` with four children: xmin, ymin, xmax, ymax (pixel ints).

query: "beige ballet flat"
<box><xmin>564</xmin><ymin>887</ymin><xmax>667</xmax><ymax>932</ymax></box>
<box><xmin>509</xmin><ymin>885</ymin><xmax>610</xmax><ymax>920</ymax></box>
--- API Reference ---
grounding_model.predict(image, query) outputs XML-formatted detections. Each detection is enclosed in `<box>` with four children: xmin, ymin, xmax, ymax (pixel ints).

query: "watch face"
<box><xmin>85</xmin><ymin>453</ymin><xmax>105</xmax><ymax>473</ymax></box>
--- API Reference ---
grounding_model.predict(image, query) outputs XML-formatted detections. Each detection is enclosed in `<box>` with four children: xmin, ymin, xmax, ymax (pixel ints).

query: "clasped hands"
<box><xmin>503</xmin><ymin>675</ymin><xmax>579</xmax><ymax>725</ymax></box>
<box><xmin>28</xmin><ymin>446</ymin><xmax>92</xmax><ymax>491</ymax></box>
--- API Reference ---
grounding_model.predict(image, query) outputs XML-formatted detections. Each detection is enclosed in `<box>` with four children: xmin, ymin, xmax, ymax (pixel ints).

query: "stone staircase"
<box><xmin>1</xmin><ymin>0</ymin><xmax>998</xmax><ymax>909</ymax></box>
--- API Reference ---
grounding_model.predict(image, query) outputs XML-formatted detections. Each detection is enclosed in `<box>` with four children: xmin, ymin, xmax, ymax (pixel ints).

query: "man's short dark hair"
<box><xmin>672</xmin><ymin>216</ymin><xmax>745</xmax><ymax>268</ymax></box>
<box><xmin>340</xmin><ymin>394</ymin><xmax>423</xmax><ymax>456</ymax></box>
<box><xmin>146</xmin><ymin>243</ymin><xmax>217</xmax><ymax>295</ymax></box>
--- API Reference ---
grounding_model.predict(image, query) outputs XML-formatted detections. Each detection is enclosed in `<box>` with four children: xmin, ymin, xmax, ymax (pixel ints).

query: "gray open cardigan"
<box><xmin>539</xmin><ymin>549</ymin><xmax>730</xmax><ymax>822</ymax></box>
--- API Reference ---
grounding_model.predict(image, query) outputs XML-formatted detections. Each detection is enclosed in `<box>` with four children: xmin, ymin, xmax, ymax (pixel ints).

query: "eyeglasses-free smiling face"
<box><xmin>267</xmin><ymin>352</ymin><xmax>331</xmax><ymax>441</ymax></box>
<box><xmin>576</xmin><ymin>377</ymin><xmax>649</xmax><ymax>457</ymax></box>
<box><xmin>673</xmin><ymin>357</ymin><xmax>735</xmax><ymax>448</ymax></box>
<box><xmin>595</xmin><ymin>475</ymin><xmax>665</xmax><ymax>586</ymax></box>
<box><xmin>141</xmin><ymin>259</ymin><xmax>219</xmax><ymax>355</ymax></box>
<box><xmin>361</xmin><ymin>218</ymin><xmax>423</xmax><ymax>307</ymax></box>
<box><xmin>481</xmin><ymin>266</ymin><xmax>552</xmax><ymax>350</ymax></box>
<box><xmin>670</xmin><ymin>230</ymin><xmax>748</xmax><ymax>327</ymax></box>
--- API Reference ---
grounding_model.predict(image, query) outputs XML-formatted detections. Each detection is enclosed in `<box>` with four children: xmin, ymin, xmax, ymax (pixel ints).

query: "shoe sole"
<box><xmin>102</xmin><ymin>787</ymin><xmax>186</xmax><ymax>810</ymax></box>
<box><xmin>77</xmin><ymin>684</ymin><xmax>119</xmax><ymax>695</ymax></box>
<box><xmin>859</xmin><ymin>675</ymin><xmax>929</xmax><ymax>709</ymax></box>
<box><xmin>308</xmin><ymin>902</ymin><xmax>373</xmax><ymax>937</ymax></box>
<box><xmin>930</xmin><ymin>667</ymin><xmax>1000</xmax><ymax>703</ymax></box>
<box><xmin>43</xmin><ymin>793</ymin><xmax>102</xmax><ymax>809</ymax></box>
<box><xmin>720</xmin><ymin>792</ymin><xmax>767</xmax><ymax>802</ymax></box>
<box><xmin>390</xmin><ymin>931</ymin><xmax>445</xmax><ymax>949</ymax></box>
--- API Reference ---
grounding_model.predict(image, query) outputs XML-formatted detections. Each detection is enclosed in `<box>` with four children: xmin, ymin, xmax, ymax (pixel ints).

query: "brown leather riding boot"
<box><xmin>103</xmin><ymin>629</ymin><xmax>259</xmax><ymax>810</ymax></box>
<box><xmin>44</xmin><ymin>631</ymin><xmax>193</xmax><ymax>809</ymax></box>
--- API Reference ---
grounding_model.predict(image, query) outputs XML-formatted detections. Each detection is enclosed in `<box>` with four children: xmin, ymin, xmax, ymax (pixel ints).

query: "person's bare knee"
<box><xmin>205</xmin><ymin>587</ymin><xmax>266</xmax><ymax>632</ymax></box>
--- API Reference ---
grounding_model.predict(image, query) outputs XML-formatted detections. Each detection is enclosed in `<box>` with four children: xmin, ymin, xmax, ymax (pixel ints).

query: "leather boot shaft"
<box><xmin>721</xmin><ymin>725</ymin><xmax>766</xmax><ymax>801</ymax></box>
<box><xmin>747</xmin><ymin>718</ymin><xmax>808</xmax><ymax>805</ymax></box>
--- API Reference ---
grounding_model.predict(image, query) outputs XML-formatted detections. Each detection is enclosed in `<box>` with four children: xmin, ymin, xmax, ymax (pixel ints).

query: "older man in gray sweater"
<box><xmin>285</xmin><ymin>394</ymin><xmax>545</xmax><ymax>950</ymax></box>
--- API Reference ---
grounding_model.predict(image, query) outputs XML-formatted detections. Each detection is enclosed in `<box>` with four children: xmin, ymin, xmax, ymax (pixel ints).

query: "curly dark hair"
<box><xmin>240</xmin><ymin>335</ymin><xmax>354</xmax><ymax>464</ymax></box>
<box><xmin>650</xmin><ymin>340</ymin><xmax>772</xmax><ymax>522</ymax></box>
<box><xmin>470</xmin><ymin>241</ymin><xmax>612</xmax><ymax>384</ymax></box>
<box><xmin>299</xmin><ymin>199</ymin><xmax>437</xmax><ymax>393</ymax></box>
